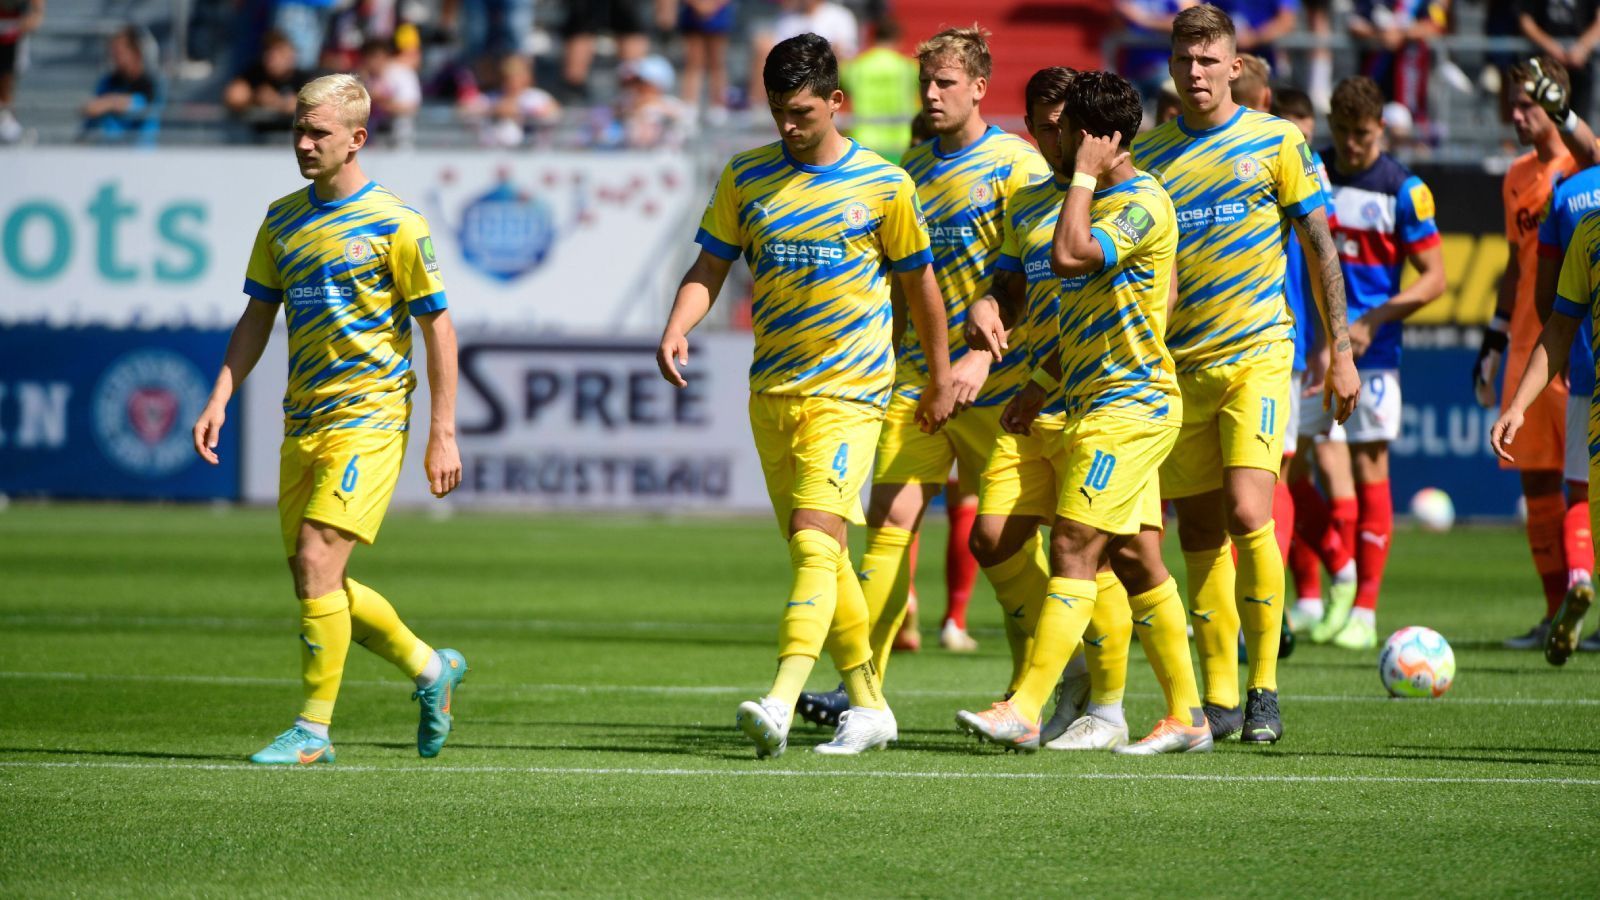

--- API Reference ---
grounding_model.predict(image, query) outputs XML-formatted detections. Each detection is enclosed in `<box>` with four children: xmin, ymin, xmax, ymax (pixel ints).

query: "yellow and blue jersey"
<box><xmin>696</xmin><ymin>140</ymin><xmax>932</xmax><ymax>409</ymax></box>
<box><xmin>1553</xmin><ymin>210</ymin><xmax>1600</xmax><ymax>461</ymax></box>
<box><xmin>243</xmin><ymin>181</ymin><xmax>447</xmax><ymax>437</ymax></box>
<box><xmin>1131</xmin><ymin>107</ymin><xmax>1324</xmax><ymax>371</ymax></box>
<box><xmin>897</xmin><ymin>127</ymin><xmax>1051</xmax><ymax>405</ymax></box>
<box><xmin>994</xmin><ymin>175</ymin><xmax>1085</xmax><ymax>418</ymax></box>
<box><xmin>1054</xmin><ymin>172</ymin><xmax>1180</xmax><ymax>424</ymax></box>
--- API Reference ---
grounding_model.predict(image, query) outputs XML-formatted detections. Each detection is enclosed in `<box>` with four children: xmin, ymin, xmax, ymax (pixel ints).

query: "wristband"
<box><xmin>1559</xmin><ymin>109</ymin><xmax>1580</xmax><ymax>134</ymax></box>
<box><xmin>1030</xmin><ymin>367</ymin><xmax>1060</xmax><ymax>392</ymax></box>
<box><xmin>1488</xmin><ymin>314</ymin><xmax>1510</xmax><ymax>335</ymax></box>
<box><xmin>1070</xmin><ymin>172</ymin><xmax>1098</xmax><ymax>192</ymax></box>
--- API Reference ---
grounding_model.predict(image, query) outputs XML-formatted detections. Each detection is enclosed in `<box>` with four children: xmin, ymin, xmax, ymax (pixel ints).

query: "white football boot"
<box><xmin>813</xmin><ymin>706</ymin><xmax>898</xmax><ymax>755</ymax></box>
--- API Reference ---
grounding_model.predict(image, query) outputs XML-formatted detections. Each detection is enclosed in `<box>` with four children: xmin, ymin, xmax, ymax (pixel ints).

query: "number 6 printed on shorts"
<box><xmin>341</xmin><ymin>456</ymin><xmax>361</xmax><ymax>493</ymax></box>
<box><xmin>831</xmin><ymin>443</ymin><xmax>849</xmax><ymax>480</ymax></box>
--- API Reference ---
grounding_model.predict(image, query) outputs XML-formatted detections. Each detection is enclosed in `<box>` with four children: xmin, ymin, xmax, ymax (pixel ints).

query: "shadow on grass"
<box><xmin>0</xmin><ymin>745</ymin><xmax>243</xmax><ymax>763</ymax></box>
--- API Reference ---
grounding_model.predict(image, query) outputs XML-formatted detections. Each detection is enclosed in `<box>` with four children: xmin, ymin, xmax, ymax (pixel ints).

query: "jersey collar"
<box><xmin>781</xmin><ymin>138</ymin><xmax>859</xmax><ymax>174</ymax></box>
<box><xmin>931</xmin><ymin>124</ymin><xmax>1001</xmax><ymax>160</ymax></box>
<box><xmin>1176</xmin><ymin>104</ymin><xmax>1245</xmax><ymax>140</ymax></box>
<box><xmin>305</xmin><ymin>179</ymin><xmax>376</xmax><ymax>210</ymax></box>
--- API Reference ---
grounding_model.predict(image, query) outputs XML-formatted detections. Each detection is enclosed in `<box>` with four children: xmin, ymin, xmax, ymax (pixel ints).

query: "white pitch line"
<box><xmin>0</xmin><ymin>759</ymin><xmax>1597</xmax><ymax>787</ymax></box>
<box><xmin>2</xmin><ymin>670</ymin><xmax>1596</xmax><ymax>707</ymax></box>
<box><xmin>0</xmin><ymin>614</ymin><xmax>765</xmax><ymax>634</ymax></box>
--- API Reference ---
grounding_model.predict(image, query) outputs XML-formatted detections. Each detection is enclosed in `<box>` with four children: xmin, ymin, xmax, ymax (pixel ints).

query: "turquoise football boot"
<box><xmin>250</xmin><ymin>725</ymin><xmax>335</xmax><ymax>765</ymax></box>
<box><xmin>414</xmin><ymin>649</ymin><xmax>468</xmax><ymax>758</ymax></box>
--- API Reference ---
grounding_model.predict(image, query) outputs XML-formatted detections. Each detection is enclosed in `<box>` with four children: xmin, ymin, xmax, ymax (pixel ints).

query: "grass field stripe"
<box><xmin>0</xmin><ymin>613</ymin><xmax>768</xmax><ymax>634</ymax></box>
<box><xmin>5</xmin><ymin>670</ymin><xmax>1596</xmax><ymax>706</ymax></box>
<box><xmin>2</xmin><ymin>759</ymin><xmax>1598</xmax><ymax>787</ymax></box>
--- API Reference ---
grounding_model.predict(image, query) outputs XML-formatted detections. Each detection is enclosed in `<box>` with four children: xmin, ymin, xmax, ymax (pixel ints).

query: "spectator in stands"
<box><xmin>459</xmin><ymin>52</ymin><xmax>561</xmax><ymax>147</ymax></box>
<box><xmin>274</xmin><ymin>0</ymin><xmax>338</xmax><ymax>71</ymax></box>
<box><xmin>0</xmin><ymin>0</ymin><xmax>44</xmax><ymax>144</ymax></box>
<box><xmin>1115</xmin><ymin>0</ymin><xmax>1197</xmax><ymax>98</ymax></box>
<box><xmin>561</xmin><ymin>0</ymin><xmax>650</xmax><ymax>102</ymax></box>
<box><xmin>1348</xmin><ymin>0</ymin><xmax>1448</xmax><ymax>128</ymax></box>
<box><xmin>599</xmin><ymin>54</ymin><xmax>691</xmax><ymax>149</ymax></box>
<box><xmin>676</xmin><ymin>0</ymin><xmax>735</xmax><ymax>122</ymax></box>
<box><xmin>1518</xmin><ymin>0</ymin><xmax>1600</xmax><ymax>117</ymax></box>
<box><xmin>81</xmin><ymin>24</ymin><xmax>159</xmax><ymax>144</ymax></box>
<box><xmin>841</xmin><ymin>18</ymin><xmax>917</xmax><ymax>163</ymax></box>
<box><xmin>224</xmin><ymin>29</ymin><xmax>308</xmax><ymax>138</ymax></box>
<box><xmin>1214</xmin><ymin>0</ymin><xmax>1300</xmax><ymax>70</ymax></box>
<box><xmin>441</xmin><ymin>0</ymin><xmax>535</xmax><ymax>60</ymax></box>
<box><xmin>358</xmin><ymin>35</ymin><xmax>421</xmax><ymax>147</ymax></box>
<box><xmin>772</xmin><ymin>0</ymin><xmax>859</xmax><ymax>59</ymax></box>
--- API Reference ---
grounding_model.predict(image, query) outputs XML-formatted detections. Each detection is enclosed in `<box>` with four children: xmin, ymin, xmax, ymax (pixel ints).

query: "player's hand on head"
<box><xmin>1489</xmin><ymin>410</ymin><xmax>1523</xmax><ymax>462</ymax></box>
<box><xmin>425</xmin><ymin>433</ymin><xmax>462</xmax><ymax>498</ymax></box>
<box><xmin>657</xmin><ymin>330</ymin><xmax>690</xmax><ymax>387</ymax></box>
<box><xmin>191</xmin><ymin>404</ymin><xmax>225</xmax><ymax>465</ymax></box>
<box><xmin>1075</xmin><ymin>131</ymin><xmax>1129</xmax><ymax>180</ymax></box>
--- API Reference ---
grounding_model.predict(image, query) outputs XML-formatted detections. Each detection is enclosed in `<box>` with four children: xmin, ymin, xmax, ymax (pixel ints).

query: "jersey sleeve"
<box><xmin>1555</xmin><ymin>223</ymin><xmax>1595</xmax><ymax>319</ymax></box>
<box><xmin>694</xmin><ymin>162</ymin><xmax>743</xmax><ymax>261</ymax></box>
<box><xmin>880</xmin><ymin>171</ymin><xmax>934</xmax><ymax>272</ymax></box>
<box><xmin>1538</xmin><ymin>186</ymin><xmax>1565</xmax><ymax>257</ymax></box>
<box><xmin>995</xmin><ymin>207</ymin><xmax>1024</xmax><ymax>273</ymax></box>
<box><xmin>1276</xmin><ymin>125</ymin><xmax>1324</xmax><ymax>219</ymax></box>
<box><xmin>1006</xmin><ymin>149</ymin><xmax>1052</xmax><ymax>199</ymax></box>
<box><xmin>1089</xmin><ymin>194</ymin><xmax>1160</xmax><ymax>273</ymax></box>
<box><xmin>391</xmin><ymin>212</ymin><xmax>449</xmax><ymax>315</ymax></box>
<box><xmin>1396</xmin><ymin>175</ymin><xmax>1441</xmax><ymax>255</ymax></box>
<box><xmin>243</xmin><ymin>218</ymin><xmax>283</xmax><ymax>303</ymax></box>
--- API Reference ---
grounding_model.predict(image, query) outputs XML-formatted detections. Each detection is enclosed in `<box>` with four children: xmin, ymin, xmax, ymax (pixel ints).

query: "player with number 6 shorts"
<box><xmin>192</xmin><ymin>74</ymin><xmax>469</xmax><ymax>766</ymax></box>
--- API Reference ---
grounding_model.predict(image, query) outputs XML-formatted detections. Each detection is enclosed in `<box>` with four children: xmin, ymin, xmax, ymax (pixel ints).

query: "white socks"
<box><xmin>1348</xmin><ymin>607</ymin><xmax>1376</xmax><ymax>627</ymax></box>
<box><xmin>294</xmin><ymin>718</ymin><xmax>330</xmax><ymax>739</ymax></box>
<box><xmin>1087</xmin><ymin>702</ymin><xmax>1125</xmax><ymax>727</ymax></box>
<box><xmin>413</xmin><ymin>651</ymin><xmax>443</xmax><ymax>688</ymax></box>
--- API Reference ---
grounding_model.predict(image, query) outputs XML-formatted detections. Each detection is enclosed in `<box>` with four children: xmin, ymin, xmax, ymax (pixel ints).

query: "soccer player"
<box><xmin>1492</xmin><ymin>208</ymin><xmax>1600</xmax><ymax>664</ymax></box>
<box><xmin>190</xmin><ymin>74</ymin><xmax>468</xmax><ymax>765</ymax></box>
<box><xmin>1292</xmin><ymin>76</ymin><xmax>1446</xmax><ymax>649</ymax></box>
<box><xmin>1478</xmin><ymin>56</ymin><xmax>1600</xmax><ymax>650</ymax></box>
<box><xmin>655</xmin><ymin>33</ymin><xmax>954</xmax><ymax>758</ymax></box>
<box><xmin>1132</xmin><ymin>5</ymin><xmax>1360</xmax><ymax>743</ymax></box>
<box><xmin>956</xmin><ymin>69</ymin><xmax>1209</xmax><ymax>755</ymax></box>
<box><xmin>960</xmin><ymin>67</ymin><xmax>1142</xmax><ymax>750</ymax></box>
<box><xmin>792</xmin><ymin>26</ymin><xmax>1054</xmax><ymax>730</ymax></box>
<box><xmin>1532</xmin><ymin>81</ymin><xmax>1600</xmax><ymax>663</ymax></box>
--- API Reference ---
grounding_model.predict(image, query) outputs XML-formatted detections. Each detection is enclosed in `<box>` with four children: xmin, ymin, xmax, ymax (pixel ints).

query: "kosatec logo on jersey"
<box><xmin>766</xmin><ymin>240</ymin><xmax>846</xmax><ymax>266</ymax></box>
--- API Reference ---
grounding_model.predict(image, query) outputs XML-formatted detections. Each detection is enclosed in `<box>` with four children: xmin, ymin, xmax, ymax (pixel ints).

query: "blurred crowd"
<box><xmin>0</xmin><ymin>0</ymin><xmax>1595</xmax><ymax>149</ymax></box>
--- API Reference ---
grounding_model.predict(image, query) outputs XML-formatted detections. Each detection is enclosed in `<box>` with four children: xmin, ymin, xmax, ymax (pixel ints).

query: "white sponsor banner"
<box><xmin>1</xmin><ymin>148</ymin><xmax>694</xmax><ymax>332</ymax></box>
<box><xmin>242</xmin><ymin>329</ymin><xmax>773</xmax><ymax>513</ymax></box>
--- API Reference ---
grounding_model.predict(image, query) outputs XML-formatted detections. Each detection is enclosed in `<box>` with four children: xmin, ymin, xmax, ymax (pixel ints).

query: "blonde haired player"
<box><xmin>192</xmin><ymin>74</ymin><xmax>468</xmax><ymax>765</ymax></box>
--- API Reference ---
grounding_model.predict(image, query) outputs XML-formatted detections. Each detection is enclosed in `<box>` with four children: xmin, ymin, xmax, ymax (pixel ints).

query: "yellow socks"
<box><xmin>1182</xmin><ymin>544</ymin><xmax>1241</xmax><ymax>709</ymax></box>
<box><xmin>840</xmin><ymin>660</ymin><xmax>889</xmax><ymax>711</ymax></box>
<box><xmin>828</xmin><ymin>546</ymin><xmax>885</xmax><ymax>711</ymax></box>
<box><xmin>1008</xmin><ymin>577</ymin><xmax>1097</xmax><ymax>722</ymax></box>
<box><xmin>769</xmin><ymin>656</ymin><xmax>813</xmax><ymax>709</ymax></box>
<box><xmin>346</xmin><ymin>578</ymin><xmax>433</xmax><ymax>679</ymax></box>
<box><xmin>1128</xmin><ymin>577</ymin><xmax>1204</xmax><ymax>727</ymax></box>
<box><xmin>770</xmin><ymin>529</ymin><xmax>842</xmax><ymax>708</ymax></box>
<box><xmin>860</xmin><ymin>527</ymin><xmax>915</xmax><ymax>680</ymax></box>
<box><xmin>297</xmin><ymin>589</ymin><xmax>352</xmax><ymax>725</ymax></box>
<box><xmin>1086</xmin><ymin>570</ymin><xmax>1132</xmax><ymax>707</ymax></box>
<box><xmin>983</xmin><ymin>532</ymin><xmax>1050</xmax><ymax>694</ymax></box>
<box><xmin>1234</xmin><ymin>521</ymin><xmax>1285</xmax><ymax>692</ymax></box>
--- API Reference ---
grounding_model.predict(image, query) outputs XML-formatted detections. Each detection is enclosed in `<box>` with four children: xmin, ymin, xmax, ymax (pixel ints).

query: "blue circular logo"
<box><xmin>92</xmin><ymin>349</ymin><xmax>207</xmax><ymax>479</ymax></box>
<box><xmin>457</xmin><ymin>182</ymin><xmax>556</xmax><ymax>282</ymax></box>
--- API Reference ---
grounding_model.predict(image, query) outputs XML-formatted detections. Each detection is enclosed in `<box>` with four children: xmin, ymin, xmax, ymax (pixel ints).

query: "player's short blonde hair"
<box><xmin>297</xmin><ymin>73</ymin><xmax>371</xmax><ymax>130</ymax></box>
<box><xmin>916</xmin><ymin>25</ymin><xmax>992</xmax><ymax>81</ymax></box>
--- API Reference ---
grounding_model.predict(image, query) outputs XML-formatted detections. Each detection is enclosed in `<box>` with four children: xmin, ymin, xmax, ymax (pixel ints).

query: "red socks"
<box><xmin>1565</xmin><ymin>499</ymin><xmax>1594</xmax><ymax>578</ymax></box>
<box><xmin>1329</xmin><ymin>497</ymin><xmax>1358</xmax><ymax>574</ymax></box>
<box><xmin>1273</xmin><ymin>478</ymin><xmax>1295</xmax><ymax>561</ymax></box>
<box><xmin>944</xmin><ymin>498</ymin><xmax>978</xmax><ymax>629</ymax></box>
<box><xmin>1354</xmin><ymin>481</ymin><xmax>1392</xmax><ymax>612</ymax></box>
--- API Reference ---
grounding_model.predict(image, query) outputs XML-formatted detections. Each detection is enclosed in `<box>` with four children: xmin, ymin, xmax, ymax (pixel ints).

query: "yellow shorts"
<box><xmin>1161</xmin><ymin>342</ymin><xmax>1293</xmax><ymax>499</ymax></box>
<box><xmin>977</xmin><ymin>414</ymin><xmax>1066</xmax><ymax>519</ymax></box>
<box><xmin>1051</xmin><ymin>414</ymin><xmax>1178</xmax><ymax>535</ymax></box>
<box><xmin>873</xmin><ymin>391</ymin><xmax>1003</xmax><ymax>492</ymax></box>
<box><xmin>279</xmin><ymin>428</ymin><xmax>407</xmax><ymax>557</ymax></box>
<box><xmin>749</xmin><ymin>393</ymin><xmax>883</xmax><ymax>530</ymax></box>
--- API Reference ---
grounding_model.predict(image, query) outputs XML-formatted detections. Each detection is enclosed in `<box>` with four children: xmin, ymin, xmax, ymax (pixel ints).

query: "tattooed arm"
<box><xmin>1291</xmin><ymin>206</ymin><xmax>1360</xmax><ymax>423</ymax></box>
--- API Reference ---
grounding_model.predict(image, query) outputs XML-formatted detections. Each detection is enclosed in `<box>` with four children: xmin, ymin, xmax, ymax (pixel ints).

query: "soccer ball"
<box><xmin>1379</xmin><ymin>626</ymin><xmax>1456</xmax><ymax>698</ymax></box>
<box><xmin>1410</xmin><ymin>488</ymin><xmax>1455</xmax><ymax>533</ymax></box>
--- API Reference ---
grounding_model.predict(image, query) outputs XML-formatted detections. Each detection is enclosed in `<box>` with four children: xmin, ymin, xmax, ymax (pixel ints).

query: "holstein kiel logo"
<box><xmin>93</xmin><ymin>349</ymin><xmax>208</xmax><ymax>478</ymax></box>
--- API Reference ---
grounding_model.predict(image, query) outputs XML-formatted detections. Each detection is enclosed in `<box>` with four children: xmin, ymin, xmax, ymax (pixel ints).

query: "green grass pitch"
<box><xmin>2</xmin><ymin>503</ymin><xmax>1598</xmax><ymax>897</ymax></box>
